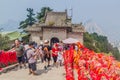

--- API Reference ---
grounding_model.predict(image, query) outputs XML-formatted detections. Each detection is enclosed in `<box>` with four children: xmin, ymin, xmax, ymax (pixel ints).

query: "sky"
<box><xmin>0</xmin><ymin>0</ymin><xmax>120</xmax><ymax>42</ymax></box>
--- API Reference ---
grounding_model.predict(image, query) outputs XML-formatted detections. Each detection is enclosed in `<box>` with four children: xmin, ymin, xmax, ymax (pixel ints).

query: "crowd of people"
<box><xmin>10</xmin><ymin>39</ymin><xmax>65</xmax><ymax>75</ymax></box>
<box><xmin>5</xmin><ymin>39</ymin><xmax>120</xmax><ymax>79</ymax></box>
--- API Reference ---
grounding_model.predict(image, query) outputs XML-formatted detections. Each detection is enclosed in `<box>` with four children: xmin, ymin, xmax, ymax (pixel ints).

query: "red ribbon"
<box><xmin>0</xmin><ymin>51</ymin><xmax>17</xmax><ymax>69</ymax></box>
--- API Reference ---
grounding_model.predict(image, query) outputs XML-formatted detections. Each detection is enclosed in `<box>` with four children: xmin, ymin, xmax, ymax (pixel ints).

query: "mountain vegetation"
<box><xmin>0</xmin><ymin>34</ymin><xmax>10</xmax><ymax>50</ymax></box>
<box><xmin>84</xmin><ymin>32</ymin><xmax>120</xmax><ymax>60</ymax></box>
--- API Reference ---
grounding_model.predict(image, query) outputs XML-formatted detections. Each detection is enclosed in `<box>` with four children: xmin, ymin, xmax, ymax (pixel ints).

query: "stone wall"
<box><xmin>30</xmin><ymin>31</ymin><xmax>42</xmax><ymax>44</ymax></box>
<box><xmin>29</xmin><ymin>29</ymin><xmax>84</xmax><ymax>45</ymax></box>
<box><xmin>43</xmin><ymin>28</ymin><xmax>67</xmax><ymax>41</ymax></box>
<box><xmin>45</xmin><ymin>12</ymin><xmax>67</xmax><ymax>26</ymax></box>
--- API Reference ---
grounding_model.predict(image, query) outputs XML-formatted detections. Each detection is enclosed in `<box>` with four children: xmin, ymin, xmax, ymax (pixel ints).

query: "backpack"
<box><xmin>43</xmin><ymin>46</ymin><xmax>50</xmax><ymax>57</ymax></box>
<box><xmin>43</xmin><ymin>47</ymin><xmax>49</xmax><ymax>54</ymax></box>
<box><xmin>25</xmin><ymin>48</ymin><xmax>32</xmax><ymax>62</ymax></box>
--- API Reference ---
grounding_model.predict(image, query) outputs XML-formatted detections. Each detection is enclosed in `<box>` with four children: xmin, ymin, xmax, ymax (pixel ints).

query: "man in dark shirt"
<box><xmin>43</xmin><ymin>40</ymin><xmax>52</xmax><ymax>70</ymax></box>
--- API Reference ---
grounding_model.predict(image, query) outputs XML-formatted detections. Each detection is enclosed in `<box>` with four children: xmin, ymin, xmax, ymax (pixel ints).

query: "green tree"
<box><xmin>19</xmin><ymin>8</ymin><xmax>36</xmax><ymax>29</ymax></box>
<box><xmin>112</xmin><ymin>47</ymin><xmax>120</xmax><ymax>60</ymax></box>
<box><xmin>84</xmin><ymin>32</ymin><xmax>120</xmax><ymax>60</ymax></box>
<box><xmin>0</xmin><ymin>34</ymin><xmax>10</xmax><ymax>50</ymax></box>
<box><xmin>84</xmin><ymin>32</ymin><xmax>97</xmax><ymax>51</ymax></box>
<box><xmin>36</xmin><ymin>7</ymin><xmax>53</xmax><ymax>23</ymax></box>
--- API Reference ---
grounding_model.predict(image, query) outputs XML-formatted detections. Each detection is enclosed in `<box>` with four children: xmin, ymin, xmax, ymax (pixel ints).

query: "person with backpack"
<box><xmin>26</xmin><ymin>41</ymin><xmax>38</xmax><ymax>75</ymax></box>
<box><xmin>43</xmin><ymin>40</ymin><xmax>52</xmax><ymax>70</ymax></box>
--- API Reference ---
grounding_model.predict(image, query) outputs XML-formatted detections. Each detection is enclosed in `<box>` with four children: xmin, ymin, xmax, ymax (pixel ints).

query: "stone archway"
<box><xmin>50</xmin><ymin>37</ymin><xmax>59</xmax><ymax>46</ymax></box>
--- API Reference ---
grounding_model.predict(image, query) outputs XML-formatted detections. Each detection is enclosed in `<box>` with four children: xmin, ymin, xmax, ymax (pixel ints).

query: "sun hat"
<box><xmin>44</xmin><ymin>40</ymin><xmax>49</xmax><ymax>44</ymax></box>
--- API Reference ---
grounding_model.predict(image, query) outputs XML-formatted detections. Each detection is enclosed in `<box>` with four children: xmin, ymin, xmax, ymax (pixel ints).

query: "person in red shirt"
<box><xmin>52</xmin><ymin>43</ymin><xmax>58</xmax><ymax>67</ymax></box>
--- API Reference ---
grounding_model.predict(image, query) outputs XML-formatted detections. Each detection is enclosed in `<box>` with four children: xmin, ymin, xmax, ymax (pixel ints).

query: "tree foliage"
<box><xmin>84</xmin><ymin>32</ymin><xmax>120</xmax><ymax>60</ymax></box>
<box><xmin>36</xmin><ymin>7</ymin><xmax>53</xmax><ymax>23</ymax></box>
<box><xmin>0</xmin><ymin>34</ymin><xmax>10</xmax><ymax>50</ymax></box>
<box><xmin>19</xmin><ymin>8</ymin><xmax>36</xmax><ymax>29</ymax></box>
<box><xmin>19</xmin><ymin>7</ymin><xmax>53</xmax><ymax>29</ymax></box>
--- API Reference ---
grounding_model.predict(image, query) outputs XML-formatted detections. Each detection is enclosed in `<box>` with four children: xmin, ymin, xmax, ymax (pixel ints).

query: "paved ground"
<box><xmin>0</xmin><ymin>61</ymin><xmax>66</xmax><ymax>80</ymax></box>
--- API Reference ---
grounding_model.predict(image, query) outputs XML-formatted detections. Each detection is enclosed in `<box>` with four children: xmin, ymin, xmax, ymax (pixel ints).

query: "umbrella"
<box><xmin>62</xmin><ymin>38</ymin><xmax>79</xmax><ymax>44</ymax></box>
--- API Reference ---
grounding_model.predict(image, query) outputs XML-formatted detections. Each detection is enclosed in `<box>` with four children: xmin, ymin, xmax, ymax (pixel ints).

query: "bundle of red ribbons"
<box><xmin>63</xmin><ymin>42</ymin><xmax>120</xmax><ymax>80</ymax></box>
<box><xmin>0</xmin><ymin>51</ymin><xmax>17</xmax><ymax>70</ymax></box>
